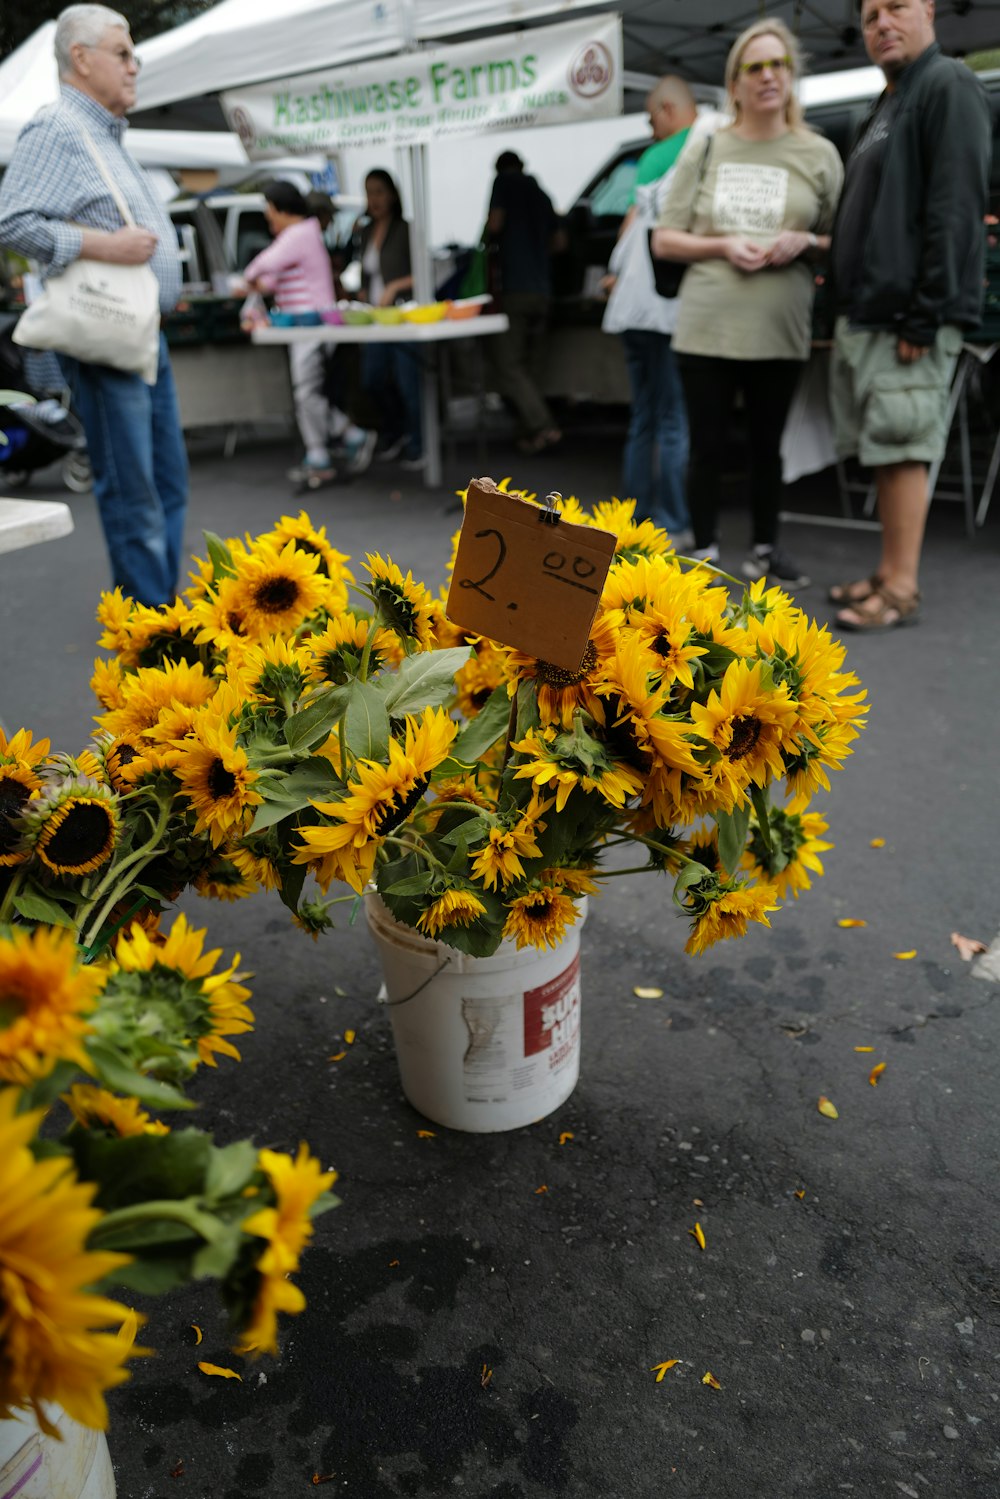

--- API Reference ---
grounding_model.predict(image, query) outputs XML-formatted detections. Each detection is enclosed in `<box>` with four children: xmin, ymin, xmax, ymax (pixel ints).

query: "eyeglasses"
<box><xmin>81</xmin><ymin>42</ymin><xmax>142</xmax><ymax>70</ymax></box>
<box><xmin>739</xmin><ymin>55</ymin><xmax>791</xmax><ymax>76</ymax></box>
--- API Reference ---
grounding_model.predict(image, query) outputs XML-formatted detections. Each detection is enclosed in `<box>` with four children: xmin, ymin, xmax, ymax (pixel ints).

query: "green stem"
<box><xmin>87</xmin><ymin>1198</ymin><xmax>219</xmax><ymax>1248</ymax></box>
<box><xmin>676</xmin><ymin>553</ymin><xmax>744</xmax><ymax>589</ymax></box>
<box><xmin>357</xmin><ymin>617</ymin><xmax>381</xmax><ymax>684</ymax></box>
<box><xmin>0</xmin><ymin>867</ymin><xmax>25</xmax><ymax>925</ymax></box>
<box><xmin>382</xmin><ymin>832</ymin><xmax>448</xmax><ymax>872</ymax></box>
<box><xmin>596</xmin><ymin>864</ymin><xmax>654</xmax><ymax>877</ymax></box>
<box><xmin>631</xmin><ymin>832</ymin><xmax>699</xmax><ymax>866</ymax></box>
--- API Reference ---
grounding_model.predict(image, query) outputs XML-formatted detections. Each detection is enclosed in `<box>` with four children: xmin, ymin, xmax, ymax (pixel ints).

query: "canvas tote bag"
<box><xmin>14</xmin><ymin>127</ymin><xmax>161</xmax><ymax>385</ymax></box>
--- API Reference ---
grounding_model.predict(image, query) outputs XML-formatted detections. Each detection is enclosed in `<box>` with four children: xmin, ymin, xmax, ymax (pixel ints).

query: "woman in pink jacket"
<box><xmin>245</xmin><ymin>180</ymin><xmax>375</xmax><ymax>485</ymax></box>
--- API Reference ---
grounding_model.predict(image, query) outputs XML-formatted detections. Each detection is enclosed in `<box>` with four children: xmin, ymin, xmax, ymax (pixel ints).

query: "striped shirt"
<box><xmin>244</xmin><ymin>217</ymin><xmax>334</xmax><ymax>311</ymax></box>
<box><xmin>0</xmin><ymin>85</ymin><xmax>181</xmax><ymax>312</ymax></box>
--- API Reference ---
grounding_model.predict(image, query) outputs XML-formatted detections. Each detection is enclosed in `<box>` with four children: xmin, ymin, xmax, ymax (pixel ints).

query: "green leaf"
<box><xmin>716</xmin><ymin>803</ymin><xmax>752</xmax><ymax>878</ymax></box>
<box><xmin>344</xmin><ymin>679</ymin><xmax>390</xmax><ymax>762</ymax></box>
<box><xmin>672</xmin><ymin>860</ymin><xmax>716</xmax><ymax>908</ymax></box>
<box><xmin>85</xmin><ymin>1040</ymin><xmax>195</xmax><ymax>1112</ymax></box>
<box><xmin>438</xmin><ymin>815</ymin><xmax>490</xmax><ymax>848</ymax></box>
<box><xmin>69</xmin><ymin>1129</ymin><xmax>211</xmax><ymax>1214</ymax></box>
<box><xmin>203</xmin><ymin>530</ymin><xmax>236</xmax><ymax>581</ymax></box>
<box><xmin>12</xmin><ymin>891</ymin><xmax>77</xmax><ymax>929</ymax></box>
<box><xmin>382</xmin><ymin>873</ymin><xmax>436</xmax><ymax>897</ymax></box>
<box><xmin>750</xmin><ymin>785</ymin><xmax>773</xmax><ymax>855</ymax></box>
<box><xmin>449</xmin><ymin>684</ymin><xmax>511</xmax><ymax>766</ymax></box>
<box><xmin>204</xmin><ymin>1139</ymin><xmax>258</xmax><ymax>1202</ymax></box>
<box><xmin>191</xmin><ymin>1220</ymin><xmax>245</xmax><ymax>1280</ymax></box>
<box><xmin>249</xmin><ymin>758</ymin><xmax>340</xmax><ymax>833</ymax></box>
<box><xmin>376</xmin><ymin>647</ymin><xmax>471</xmax><ymax>718</ymax></box>
<box><xmin>100</xmin><ymin>1256</ymin><xmax>196</xmax><ymax>1296</ymax></box>
<box><xmin>284</xmin><ymin>684</ymin><xmax>352</xmax><ymax>752</ymax></box>
<box><xmin>515</xmin><ymin>679</ymin><xmax>541</xmax><ymax>738</ymax></box>
<box><xmin>277</xmin><ymin>857</ymin><xmax>308</xmax><ymax>915</ymax></box>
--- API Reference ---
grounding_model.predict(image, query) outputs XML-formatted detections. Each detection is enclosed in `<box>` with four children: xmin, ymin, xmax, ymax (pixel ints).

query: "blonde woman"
<box><xmin>652</xmin><ymin>20</ymin><xmax>843</xmax><ymax>587</ymax></box>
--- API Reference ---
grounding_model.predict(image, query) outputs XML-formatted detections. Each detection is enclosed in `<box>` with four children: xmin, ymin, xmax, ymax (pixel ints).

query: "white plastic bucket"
<box><xmin>366</xmin><ymin>894</ymin><xmax>586</xmax><ymax>1133</ymax></box>
<box><xmin>0</xmin><ymin>1406</ymin><xmax>115</xmax><ymax>1499</ymax></box>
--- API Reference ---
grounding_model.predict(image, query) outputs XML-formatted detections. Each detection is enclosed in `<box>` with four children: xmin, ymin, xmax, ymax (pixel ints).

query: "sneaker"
<box><xmin>399</xmin><ymin>453</ymin><xmax>427</xmax><ymax>472</ymax></box>
<box><xmin>287</xmin><ymin>456</ymin><xmax>335</xmax><ymax>483</ymax></box>
<box><xmin>742</xmin><ymin>545</ymin><xmax>811</xmax><ymax>588</ymax></box>
<box><xmin>689</xmin><ymin>543</ymin><xmax>720</xmax><ymax>566</ymax></box>
<box><xmin>343</xmin><ymin>429</ymin><xmax>377</xmax><ymax>475</ymax></box>
<box><xmin>376</xmin><ymin>435</ymin><xmax>406</xmax><ymax>463</ymax></box>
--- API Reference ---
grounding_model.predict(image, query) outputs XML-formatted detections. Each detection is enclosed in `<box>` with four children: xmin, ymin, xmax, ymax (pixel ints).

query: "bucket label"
<box><xmin>461</xmin><ymin>991</ymin><xmax>523</xmax><ymax>1104</ymax></box>
<box><xmin>524</xmin><ymin>954</ymin><xmax>581</xmax><ymax>1073</ymax></box>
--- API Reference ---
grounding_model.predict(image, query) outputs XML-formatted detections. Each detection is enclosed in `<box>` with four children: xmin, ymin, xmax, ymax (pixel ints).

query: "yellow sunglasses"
<box><xmin>740</xmin><ymin>55</ymin><xmax>791</xmax><ymax>76</ymax></box>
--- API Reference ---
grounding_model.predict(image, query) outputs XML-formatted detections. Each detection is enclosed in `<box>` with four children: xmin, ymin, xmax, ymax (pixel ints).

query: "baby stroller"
<box><xmin>0</xmin><ymin>312</ymin><xmax>91</xmax><ymax>493</ymax></box>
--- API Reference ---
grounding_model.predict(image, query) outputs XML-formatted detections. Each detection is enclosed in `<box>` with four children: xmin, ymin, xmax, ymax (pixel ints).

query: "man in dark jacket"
<box><xmin>487</xmin><ymin>151</ymin><xmax>565</xmax><ymax>453</ymax></box>
<box><xmin>828</xmin><ymin>0</ymin><xmax>991</xmax><ymax>631</ymax></box>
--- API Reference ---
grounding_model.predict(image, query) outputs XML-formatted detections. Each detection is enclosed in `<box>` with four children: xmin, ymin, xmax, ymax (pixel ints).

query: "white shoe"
<box><xmin>689</xmin><ymin>543</ymin><xmax>720</xmax><ymax>565</ymax></box>
<box><xmin>376</xmin><ymin>436</ymin><xmax>406</xmax><ymax>462</ymax></box>
<box><xmin>399</xmin><ymin>453</ymin><xmax>427</xmax><ymax>472</ymax></box>
<box><xmin>343</xmin><ymin>430</ymin><xmax>376</xmax><ymax>475</ymax></box>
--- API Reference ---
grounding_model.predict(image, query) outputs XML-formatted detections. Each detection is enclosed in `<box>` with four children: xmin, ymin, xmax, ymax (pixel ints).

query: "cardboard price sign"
<box><xmin>446</xmin><ymin>479</ymin><xmax>616</xmax><ymax>670</ymax></box>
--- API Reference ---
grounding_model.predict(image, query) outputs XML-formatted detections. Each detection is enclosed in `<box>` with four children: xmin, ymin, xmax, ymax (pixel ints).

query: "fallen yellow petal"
<box><xmin>870</xmin><ymin>837</ymin><xmax>886</xmax><ymax>848</ymax></box>
<box><xmin>345</xmin><ymin>1029</ymin><xmax>356</xmax><ymax>1045</ymax></box>
<box><xmin>198</xmin><ymin>1362</ymin><xmax>242</xmax><ymax>1381</ymax></box>
<box><xmin>837</xmin><ymin>918</ymin><xmax>867</xmax><ymax>928</ymax></box>
<box><xmin>191</xmin><ymin>1324</ymin><xmax>203</xmax><ymax>1346</ymax></box>
<box><xmin>894</xmin><ymin>950</ymin><xmax>917</xmax><ymax>960</ymax></box>
<box><xmin>692</xmin><ymin>1198</ymin><xmax>704</xmax><ymax>1207</ymax></box>
<box><xmin>854</xmin><ymin>1045</ymin><xmax>874</xmax><ymax>1052</ymax></box>
<box><xmin>558</xmin><ymin>1131</ymin><xmax>574</xmax><ymax>1145</ymax></box>
<box><xmin>416</xmin><ymin>1130</ymin><xmax>436</xmax><ymax>1139</ymax></box>
<box><xmin>534</xmin><ymin>1184</ymin><xmax>549</xmax><ymax>1194</ymax></box>
<box><xmin>480</xmin><ymin>1364</ymin><xmax>493</xmax><ymax>1387</ymax></box>
<box><xmin>633</xmin><ymin>985</ymin><xmax>664</xmax><ymax>999</ymax></box>
<box><xmin>869</xmin><ymin>1062</ymin><xmax>887</xmax><ymax>1087</ymax></box>
<box><xmin>650</xmin><ymin>1360</ymin><xmax>679</xmax><ymax>1382</ymax></box>
<box><xmin>817</xmin><ymin>1096</ymin><xmax>839</xmax><ymax>1119</ymax></box>
<box><xmin>702</xmin><ymin>1371</ymin><xmax>721</xmax><ymax>1389</ymax></box>
<box><xmin>794</xmin><ymin>1189</ymin><xmax>805</xmax><ymax>1200</ymax></box>
<box><xmin>327</xmin><ymin>1052</ymin><xmax>346</xmax><ymax>1062</ymax></box>
<box><xmin>388</xmin><ymin>1259</ymin><xmax>400</xmax><ymax>1267</ymax></box>
<box><xmin>688</xmin><ymin>1222</ymin><xmax>706</xmax><ymax>1251</ymax></box>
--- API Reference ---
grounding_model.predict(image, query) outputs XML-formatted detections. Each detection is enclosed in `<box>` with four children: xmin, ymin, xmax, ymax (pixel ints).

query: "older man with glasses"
<box><xmin>0</xmin><ymin>3</ymin><xmax>187</xmax><ymax>607</ymax></box>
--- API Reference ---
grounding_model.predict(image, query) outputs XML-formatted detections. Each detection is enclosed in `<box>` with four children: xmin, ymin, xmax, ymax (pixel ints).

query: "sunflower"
<box><xmin>293</xmin><ymin>708</ymin><xmax>457</xmax><ymax>893</ymax></box>
<box><xmin>235</xmin><ymin>1144</ymin><xmax>337</xmax><ymax>1358</ymax></box>
<box><xmin>688</xmin><ymin>659</ymin><xmax>798</xmax><ymax>803</ymax></box>
<box><xmin>112</xmin><ymin>913</ymin><xmax>254</xmax><ymax>1069</ymax></box>
<box><xmin>23</xmin><ymin>778</ymin><xmax>120</xmax><ymax>878</ymax></box>
<box><xmin>503</xmin><ymin>610</ymin><xmax>618</xmax><ymax>729</ymax></box>
<box><xmin>503</xmin><ymin>885</ymin><xmax>580</xmax><ymax>951</ymax></box>
<box><xmin>0</xmin><ymin>1090</ymin><xmax>141</xmax><ymax>1433</ymax></box>
<box><xmin>364</xmin><ymin>554</ymin><xmax>436</xmax><ymax>648</ymax></box>
<box><xmin>63</xmin><ymin>1084</ymin><xmax>170</xmax><ymax>1137</ymax></box>
<box><xmin>228</xmin><ymin>538</ymin><xmax>326</xmax><ymax>639</ymax></box>
<box><xmin>126</xmin><ymin>599</ymin><xmax>202</xmax><ymax>670</ymax></box>
<box><xmin>170</xmin><ymin>718</ymin><xmax>262</xmax><ymax>848</ymax></box>
<box><xmin>97</xmin><ymin>733</ymin><xmax>153</xmax><ymax>791</ymax></box>
<box><xmin>684</xmin><ymin>878</ymin><xmax>779</xmax><ymax>955</ymax></box>
<box><xmin>96</xmin><ymin>658</ymin><xmax>216</xmax><ymax>739</ymax></box>
<box><xmin>470</xmin><ymin>813</ymin><xmax>545</xmax><ymax>890</ymax></box>
<box><xmin>0</xmin><ymin>765</ymin><xmax>38</xmax><ymax>868</ymax></box>
<box><xmin>225</xmin><ymin>634</ymin><xmax>311</xmax><ymax>711</ymax></box>
<box><xmin>588</xmin><ymin>497</ymin><xmax>674</xmax><ymax>561</ymax></box>
<box><xmin>453</xmin><ymin>644</ymin><xmax>510</xmax><ymax>719</ymax></box>
<box><xmin>0</xmin><ymin>924</ymin><xmax>104</xmax><ymax>1083</ymax></box>
<box><xmin>540</xmin><ymin>864</ymin><xmax>601</xmax><ymax>896</ymax></box>
<box><xmin>511</xmin><ymin>726</ymin><xmax>644</xmax><ymax>814</ymax></box>
<box><xmin>228</xmin><ymin>836</ymin><xmax>283</xmax><ymax>893</ymax></box>
<box><xmin>96</xmin><ymin>586</ymin><xmax>135</xmax><ymax>656</ymax></box>
<box><xmin>193</xmin><ymin>854</ymin><xmax>259</xmax><ymax>902</ymax></box>
<box><xmin>302</xmin><ymin>612</ymin><xmax>400</xmax><ymax>688</ymax></box>
<box><xmin>189</xmin><ymin>574</ymin><xmax>251</xmax><ymax>653</ymax></box>
<box><xmin>417</xmin><ymin>887</ymin><xmax>488</xmax><ymax>938</ymax></box>
<box><xmin>90</xmin><ymin>655</ymin><xmax>127</xmax><ymax>710</ymax></box>
<box><xmin>743</xmin><ymin>807</ymin><xmax>833</xmax><ymax>900</ymax></box>
<box><xmin>262</xmin><ymin>510</ymin><xmax>354</xmax><ymax>587</ymax></box>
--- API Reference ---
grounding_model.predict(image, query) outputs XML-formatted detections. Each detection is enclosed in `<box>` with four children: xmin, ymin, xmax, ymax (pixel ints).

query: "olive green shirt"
<box><xmin>657</xmin><ymin>126</ymin><xmax>843</xmax><ymax>360</ymax></box>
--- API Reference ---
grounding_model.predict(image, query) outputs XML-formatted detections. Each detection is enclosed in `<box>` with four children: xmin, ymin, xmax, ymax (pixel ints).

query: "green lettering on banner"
<box><xmin>470</xmin><ymin>63</ymin><xmax>485</xmax><ymax>98</ymax></box>
<box><xmin>406</xmin><ymin>76</ymin><xmax>421</xmax><ymax>107</ymax></box>
<box><xmin>488</xmin><ymin>60</ymin><xmax>517</xmax><ymax>94</ymax></box>
<box><xmin>430</xmin><ymin>61</ymin><xmax>448</xmax><ymax>103</ymax></box>
<box><xmin>274</xmin><ymin>91</ymin><xmax>291</xmax><ymax>125</ymax></box>
<box><xmin>522</xmin><ymin>53</ymin><xmax>538</xmax><ymax>85</ymax></box>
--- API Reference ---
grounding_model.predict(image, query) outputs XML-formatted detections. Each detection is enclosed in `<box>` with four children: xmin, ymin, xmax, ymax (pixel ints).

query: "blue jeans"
<box><xmin>363</xmin><ymin>342</ymin><xmax>423</xmax><ymax>460</ymax></box>
<box><xmin>621</xmin><ymin>329</ymin><xmax>690</xmax><ymax>539</ymax></box>
<box><xmin>59</xmin><ymin>333</ymin><xmax>188</xmax><ymax>606</ymax></box>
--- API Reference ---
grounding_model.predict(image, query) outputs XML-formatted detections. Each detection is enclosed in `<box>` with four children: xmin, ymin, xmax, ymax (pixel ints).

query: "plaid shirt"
<box><xmin>0</xmin><ymin>85</ymin><xmax>181</xmax><ymax>312</ymax></box>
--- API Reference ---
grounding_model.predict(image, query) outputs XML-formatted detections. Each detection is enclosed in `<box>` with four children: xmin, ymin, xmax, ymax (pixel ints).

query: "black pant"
<box><xmin>679</xmin><ymin>354</ymin><xmax>803</xmax><ymax>551</ymax></box>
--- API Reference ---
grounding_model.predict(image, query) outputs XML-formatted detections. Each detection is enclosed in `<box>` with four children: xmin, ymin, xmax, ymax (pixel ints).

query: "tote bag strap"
<box><xmin>78</xmin><ymin>124</ymin><xmax>137</xmax><ymax>229</ymax></box>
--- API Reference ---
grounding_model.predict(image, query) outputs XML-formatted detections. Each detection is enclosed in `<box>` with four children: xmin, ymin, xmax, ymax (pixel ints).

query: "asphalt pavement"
<box><xmin>1</xmin><ymin>412</ymin><xmax>999</xmax><ymax>1499</ymax></box>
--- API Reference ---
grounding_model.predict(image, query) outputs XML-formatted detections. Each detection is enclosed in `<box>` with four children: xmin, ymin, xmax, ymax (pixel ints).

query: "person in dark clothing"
<box><xmin>827</xmin><ymin>0</ymin><xmax>991</xmax><ymax>631</ymax></box>
<box><xmin>487</xmin><ymin>151</ymin><xmax>565</xmax><ymax>454</ymax></box>
<box><xmin>355</xmin><ymin>169</ymin><xmax>424</xmax><ymax>469</ymax></box>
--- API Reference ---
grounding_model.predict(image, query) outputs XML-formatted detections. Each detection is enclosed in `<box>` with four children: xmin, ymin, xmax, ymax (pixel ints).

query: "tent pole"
<box><xmin>407</xmin><ymin>140</ymin><xmax>442</xmax><ymax>485</ymax></box>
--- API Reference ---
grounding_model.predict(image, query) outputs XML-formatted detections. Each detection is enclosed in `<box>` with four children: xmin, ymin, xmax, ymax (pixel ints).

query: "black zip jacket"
<box><xmin>832</xmin><ymin>44</ymin><xmax>991</xmax><ymax>346</ymax></box>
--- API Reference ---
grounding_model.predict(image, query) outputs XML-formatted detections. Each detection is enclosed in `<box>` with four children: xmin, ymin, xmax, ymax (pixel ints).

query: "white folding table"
<box><xmin>252</xmin><ymin>314</ymin><xmax>509</xmax><ymax>488</ymax></box>
<box><xmin>0</xmin><ymin>498</ymin><xmax>74</xmax><ymax>555</ymax></box>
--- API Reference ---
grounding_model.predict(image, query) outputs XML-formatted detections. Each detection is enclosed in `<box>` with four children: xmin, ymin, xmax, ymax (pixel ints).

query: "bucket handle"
<box><xmin>378</xmin><ymin>953</ymin><xmax>453</xmax><ymax>1007</ymax></box>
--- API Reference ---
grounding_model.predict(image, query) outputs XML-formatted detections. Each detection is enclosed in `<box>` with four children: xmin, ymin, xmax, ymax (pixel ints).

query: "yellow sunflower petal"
<box><xmin>688</xmin><ymin>1222</ymin><xmax>706</xmax><ymax>1250</ymax></box>
<box><xmin>650</xmin><ymin>1359</ymin><xmax>679</xmax><ymax>1382</ymax></box>
<box><xmin>870</xmin><ymin>837</ymin><xmax>886</xmax><ymax>848</ymax></box>
<box><xmin>893</xmin><ymin>950</ymin><xmax>917</xmax><ymax>960</ymax></box>
<box><xmin>869</xmin><ymin>1062</ymin><xmax>887</xmax><ymax>1087</ymax></box>
<box><xmin>837</xmin><ymin>918</ymin><xmax>867</xmax><ymax>929</ymax></box>
<box><xmin>197</xmin><ymin>1362</ymin><xmax>242</xmax><ymax>1381</ymax></box>
<box><xmin>702</xmin><ymin>1371</ymin><xmax>721</xmax><ymax>1389</ymax></box>
<box><xmin>633</xmin><ymin>986</ymin><xmax>664</xmax><ymax>999</ymax></box>
<box><xmin>817</xmin><ymin>1096</ymin><xmax>839</xmax><ymax>1119</ymax></box>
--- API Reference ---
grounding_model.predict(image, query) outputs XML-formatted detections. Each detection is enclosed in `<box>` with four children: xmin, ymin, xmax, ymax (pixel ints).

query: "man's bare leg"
<box><xmin>837</xmin><ymin>460</ymin><xmax>926</xmax><ymax>625</ymax></box>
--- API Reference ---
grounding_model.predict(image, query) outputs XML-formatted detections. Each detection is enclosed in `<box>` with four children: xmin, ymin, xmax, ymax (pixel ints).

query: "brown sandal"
<box><xmin>836</xmin><ymin>584</ymin><xmax>921</xmax><ymax>632</ymax></box>
<box><xmin>828</xmin><ymin>574</ymin><xmax>883</xmax><ymax>606</ymax></box>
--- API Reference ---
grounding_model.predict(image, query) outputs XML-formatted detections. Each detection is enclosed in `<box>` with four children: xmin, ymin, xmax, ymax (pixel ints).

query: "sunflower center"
<box><xmin>227</xmin><ymin>611</ymin><xmax>247</xmax><ymax>635</ymax></box>
<box><xmin>254</xmin><ymin>577</ymin><xmax>300</xmax><ymax>613</ymax></box>
<box><xmin>0</xmin><ymin>780</ymin><xmax>30</xmax><ymax>841</ymax></box>
<box><xmin>41</xmin><ymin>802</ymin><xmax>114</xmax><ymax>868</ymax></box>
<box><xmin>728</xmin><ymin>715</ymin><xmax>763</xmax><ymax>762</ymax></box>
<box><xmin>652</xmin><ymin>631</ymin><xmax>673</xmax><ymax>659</ymax></box>
<box><xmin>378</xmin><ymin>774</ymin><xmax>431</xmax><ymax>835</ymax></box>
<box><xmin>537</xmin><ymin>640</ymin><xmax>598</xmax><ymax>689</ymax></box>
<box><xmin>207</xmin><ymin>759</ymin><xmax>238</xmax><ymax>801</ymax></box>
<box><xmin>527</xmin><ymin>897</ymin><xmax>552</xmax><ymax>920</ymax></box>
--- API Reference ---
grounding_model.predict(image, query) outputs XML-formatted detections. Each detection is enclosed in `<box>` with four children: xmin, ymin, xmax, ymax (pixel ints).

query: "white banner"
<box><xmin>222</xmin><ymin>15</ymin><xmax>623</xmax><ymax>158</ymax></box>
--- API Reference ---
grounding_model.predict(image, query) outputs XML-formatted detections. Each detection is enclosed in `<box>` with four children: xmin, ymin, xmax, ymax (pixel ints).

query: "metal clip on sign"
<box><xmin>539</xmin><ymin>491</ymin><xmax>562</xmax><ymax>526</ymax></box>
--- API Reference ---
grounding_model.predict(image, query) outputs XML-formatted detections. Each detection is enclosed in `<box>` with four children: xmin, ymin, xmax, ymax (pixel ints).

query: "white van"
<box><xmin>168</xmin><ymin>191</ymin><xmax>362</xmax><ymax>291</ymax></box>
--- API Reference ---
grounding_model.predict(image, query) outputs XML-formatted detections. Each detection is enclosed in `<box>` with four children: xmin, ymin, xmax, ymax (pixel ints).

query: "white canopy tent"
<box><xmin>0</xmin><ymin>22</ymin><xmax>250</xmax><ymax>170</ymax></box>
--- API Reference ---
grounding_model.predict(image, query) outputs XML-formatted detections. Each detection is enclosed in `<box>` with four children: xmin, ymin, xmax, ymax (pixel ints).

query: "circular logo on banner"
<box><xmin>230</xmin><ymin>106</ymin><xmax>257</xmax><ymax>151</ymax></box>
<box><xmin>568</xmin><ymin>41</ymin><xmax>614</xmax><ymax>101</ymax></box>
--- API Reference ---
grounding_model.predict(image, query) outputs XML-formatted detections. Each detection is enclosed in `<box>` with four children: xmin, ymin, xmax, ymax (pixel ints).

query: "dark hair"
<box><xmin>495</xmin><ymin>150</ymin><xmax>523</xmax><ymax>173</ymax></box>
<box><xmin>364</xmin><ymin>169</ymin><xmax>403</xmax><ymax>219</ymax></box>
<box><xmin>262</xmin><ymin>179</ymin><xmax>309</xmax><ymax>217</ymax></box>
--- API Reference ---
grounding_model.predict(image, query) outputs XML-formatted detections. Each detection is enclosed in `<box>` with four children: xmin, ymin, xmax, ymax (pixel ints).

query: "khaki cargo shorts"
<box><xmin>830</xmin><ymin>317</ymin><xmax>963</xmax><ymax>467</ymax></box>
